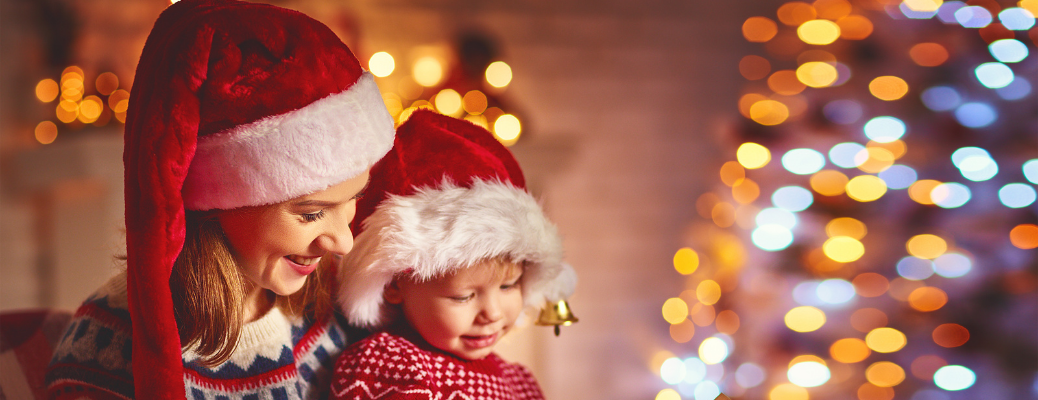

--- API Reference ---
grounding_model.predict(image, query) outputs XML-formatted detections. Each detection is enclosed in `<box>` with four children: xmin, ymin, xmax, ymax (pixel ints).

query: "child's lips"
<box><xmin>460</xmin><ymin>332</ymin><xmax>499</xmax><ymax>349</ymax></box>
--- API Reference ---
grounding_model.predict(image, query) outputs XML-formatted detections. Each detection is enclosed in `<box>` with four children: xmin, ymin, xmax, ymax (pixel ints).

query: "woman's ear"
<box><xmin>383</xmin><ymin>279</ymin><xmax>404</xmax><ymax>305</ymax></box>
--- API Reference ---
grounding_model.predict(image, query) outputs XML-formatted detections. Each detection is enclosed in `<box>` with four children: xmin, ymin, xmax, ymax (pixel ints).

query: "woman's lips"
<box><xmin>460</xmin><ymin>332</ymin><xmax>499</xmax><ymax>349</ymax></box>
<box><xmin>285</xmin><ymin>255</ymin><xmax>319</xmax><ymax>275</ymax></box>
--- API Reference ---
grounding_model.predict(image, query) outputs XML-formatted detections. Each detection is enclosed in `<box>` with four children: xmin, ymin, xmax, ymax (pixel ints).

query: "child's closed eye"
<box><xmin>449</xmin><ymin>293</ymin><xmax>475</xmax><ymax>302</ymax></box>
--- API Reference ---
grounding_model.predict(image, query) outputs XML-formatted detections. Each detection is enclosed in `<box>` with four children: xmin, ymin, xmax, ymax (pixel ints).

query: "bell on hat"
<box><xmin>535</xmin><ymin>299</ymin><xmax>579</xmax><ymax>336</ymax></box>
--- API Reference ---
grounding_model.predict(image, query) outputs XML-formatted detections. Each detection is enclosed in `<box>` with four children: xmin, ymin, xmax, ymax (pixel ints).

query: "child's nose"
<box><xmin>478</xmin><ymin>296</ymin><xmax>504</xmax><ymax>324</ymax></box>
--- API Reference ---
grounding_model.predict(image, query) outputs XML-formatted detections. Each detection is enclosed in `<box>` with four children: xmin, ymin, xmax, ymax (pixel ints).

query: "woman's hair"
<box><xmin>170</xmin><ymin>211</ymin><xmax>334</xmax><ymax>367</ymax></box>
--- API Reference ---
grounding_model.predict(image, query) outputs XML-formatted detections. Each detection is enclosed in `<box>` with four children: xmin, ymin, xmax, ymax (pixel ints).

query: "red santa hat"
<box><xmin>123</xmin><ymin>1</ymin><xmax>393</xmax><ymax>398</ymax></box>
<box><xmin>337</xmin><ymin>109</ymin><xmax>577</xmax><ymax>329</ymax></box>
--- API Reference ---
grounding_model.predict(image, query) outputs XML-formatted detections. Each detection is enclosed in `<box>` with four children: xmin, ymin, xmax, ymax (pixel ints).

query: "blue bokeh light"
<box><xmin>756</xmin><ymin>207</ymin><xmax>798</xmax><ymax>229</ymax></box>
<box><xmin>661</xmin><ymin>357</ymin><xmax>686</xmax><ymax>385</ymax></box>
<box><xmin>772</xmin><ymin>186</ymin><xmax>814</xmax><ymax>212</ymax></box>
<box><xmin>937</xmin><ymin>1</ymin><xmax>966</xmax><ymax>23</ymax></box>
<box><xmin>793</xmin><ymin>280</ymin><xmax>822</xmax><ymax>306</ymax></box>
<box><xmin>996</xmin><ymin>76</ymin><xmax>1032</xmax><ymax>100</ymax></box>
<box><xmin>932</xmin><ymin>182</ymin><xmax>971</xmax><ymax>208</ymax></box>
<box><xmin>782</xmin><ymin>148</ymin><xmax>827</xmax><ymax>175</ymax></box>
<box><xmin>999</xmin><ymin>7</ymin><xmax>1037</xmax><ymax>30</ymax></box>
<box><xmin>921</xmin><ymin>86</ymin><xmax>962</xmax><ymax>111</ymax></box>
<box><xmin>693</xmin><ymin>381</ymin><xmax>721</xmax><ymax>400</ymax></box>
<box><xmin>833</xmin><ymin>62</ymin><xmax>852</xmax><ymax>86</ymax></box>
<box><xmin>830</xmin><ymin>142</ymin><xmax>867</xmax><ymax>168</ymax></box>
<box><xmin>816</xmin><ymin>279</ymin><xmax>856</xmax><ymax>305</ymax></box>
<box><xmin>959</xmin><ymin>155</ymin><xmax>998</xmax><ymax>182</ymax></box>
<box><xmin>864</xmin><ymin>116</ymin><xmax>907</xmax><ymax>143</ymax></box>
<box><xmin>879</xmin><ymin>164</ymin><xmax>918</xmax><ymax>189</ymax></box>
<box><xmin>999</xmin><ymin>183</ymin><xmax>1037</xmax><ymax>208</ymax></box>
<box><xmin>989</xmin><ymin>39</ymin><xmax>1029</xmax><ymax>63</ymax></box>
<box><xmin>823</xmin><ymin>99</ymin><xmax>863</xmax><ymax>124</ymax></box>
<box><xmin>934</xmin><ymin>365</ymin><xmax>976</xmax><ymax>391</ymax></box>
<box><xmin>752</xmin><ymin>224</ymin><xmax>795</xmax><ymax>251</ymax></box>
<box><xmin>954</xmin><ymin>102</ymin><xmax>997</xmax><ymax>128</ymax></box>
<box><xmin>684</xmin><ymin>357</ymin><xmax>708</xmax><ymax>384</ymax></box>
<box><xmin>955</xmin><ymin>5</ymin><xmax>993</xmax><ymax>28</ymax></box>
<box><xmin>974</xmin><ymin>62</ymin><xmax>1015</xmax><ymax>89</ymax></box>
<box><xmin>951</xmin><ymin>147</ymin><xmax>991</xmax><ymax>168</ymax></box>
<box><xmin>934</xmin><ymin>253</ymin><xmax>972</xmax><ymax>278</ymax></box>
<box><xmin>897</xmin><ymin>256</ymin><xmax>936</xmax><ymax>280</ymax></box>
<box><xmin>1024</xmin><ymin>159</ymin><xmax>1038</xmax><ymax>184</ymax></box>
<box><xmin>735</xmin><ymin>363</ymin><xmax>765</xmax><ymax>388</ymax></box>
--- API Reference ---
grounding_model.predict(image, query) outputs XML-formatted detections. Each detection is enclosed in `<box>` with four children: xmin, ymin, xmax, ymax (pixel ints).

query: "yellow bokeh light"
<box><xmin>493</xmin><ymin>114</ymin><xmax>521</xmax><ymax>145</ymax></box>
<box><xmin>909</xmin><ymin>42</ymin><xmax>949</xmax><ymax>67</ymax></box>
<box><xmin>831</xmin><ymin>338</ymin><xmax>871</xmax><ymax>363</ymax></box>
<box><xmin>906</xmin><ymin>234</ymin><xmax>947</xmax><ymax>259</ymax></box>
<box><xmin>798</xmin><ymin>19</ymin><xmax>841</xmax><ymax>45</ymax></box>
<box><xmin>655</xmin><ymin>388</ymin><xmax>681</xmax><ymax>400</ymax></box>
<box><xmin>908</xmin><ymin>179</ymin><xmax>941</xmax><ymax>205</ymax></box>
<box><xmin>1022</xmin><ymin>0</ymin><xmax>1038</xmax><ymax>15</ymax></box>
<box><xmin>108</xmin><ymin>89</ymin><xmax>130</xmax><ymax>111</ymax></box>
<box><xmin>866</xmin><ymin>327</ymin><xmax>907</xmax><ymax>353</ymax></box>
<box><xmin>715</xmin><ymin>310</ymin><xmax>740</xmax><ymax>334</ymax></box>
<box><xmin>35</xmin><ymin>121</ymin><xmax>58</xmax><ymax>144</ymax></box>
<box><xmin>908</xmin><ymin>286</ymin><xmax>948</xmax><ymax>312</ymax></box>
<box><xmin>785</xmin><ymin>306</ymin><xmax>826</xmax><ymax>332</ymax></box>
<box><xmin>869</xmin><ymin>76</ymin><xmax>909</xmax><ymax>101</ymax></box>
<box><xmin>857</xmin><ymin>147</ymin><xmax>895</xmax><ymax>174</ymax></box>
<box><xmin>810</xmin><ymin>169</ymin><xmax>848</xmax><ymax>196</ymax></box>
<box><xmin>846</xmin><ymin>175</ymin><xmax>887</xmax><ymax>202</ymax></box>
<box><xmin>750</xmin><ymin>100</ymin><xmax>790</xmax><ymax>125</ymax></box>
<box><xmin>1010</xmin><ymin>224</ymin><xmax>1038</xmax><ymax>249</ymax></box>
<box><xmin>778</xmin><ymin>2</ymin><xmax>818</xmax><ymax>26</ymax></box>
<box><xmin>383</xmin><ymin>93</ymin><xmax>403</xmax><ymax>117</ymax></box>
<box><xmin>485</xmin><ymin>61</ymin><xmax>512</xmax><ymax>88</ymax></box>
<box><xmin>697</xmin><ymin>280</ymin><xmax>722</xmax><ymax>305</ymax></box>
<box><xmin>700</xmin><ymin>337</ymin><xmax>728</xmax><ymax>365</ymax></box>
<box><xmin>769</xmin><ymin>382</ymin><xmax>809</xmax><ymax>400</ymax></box>
<box><xmin>720</xmin><ymin>161</ymin><xmax>746</xmax><ymax>186</ymax></box>
<box><xmin>463</xmin><ymin>90</ymin><xmax>488</xmax><ymax>115</ymax></box>
<box><xmin>36</xmin><ymin>79</ymin><xmax>59</xmax><ymax>103</ymax></box>
<box><xmin>61</xmin><ymin>78</ymin><xmax>84</xmax><ymax>102</ymax></box>
<box><xmin>55</xmin><ymin>100</ymin><xmax>79</xmax><ymax>123</ymax></box>
<box><xmin>732</xmin><ymin>178</ymin><xmax>760</xmax><ymax>204</ymax></box>
<box><xmin>826</xmin><ymin>217</ymin><xmax>866</xmax><ymax>239</ymax></box>
<box><xmin>662</xmin><ymin>298</ymin><xmax>689</xmax><ymax>324</ymax></box>
<box><xmin>78</xmin><ymin>96</ymin><xmax>103</xmax><ymax>123</ymax></box>
<box><xmin>851</xmin><ymin>308</ymin><xmax>888</xmax><ymax>333</ymax></box>
<box><xmin>673</xmin><ymin>247</ymin><xmax>700</xmax><ymax>275</ymax></box>
<box><xmin>95</xmin><ymin>72</ymin><xmax>120</xmax><ymax>96</ymax></box>
<box><xmin>743</xmin><ymin>16</ymin><xmax>780</xmax><ymax>42</ymax></box>
<box><xmin>738</xmin><ymin>93</ymin><xmax>769</xmax><ymax>118</ymax></box>
<box><xmin>865</xmin><ymin>361</ymin><xmax>906</xmax><ymax>387</ymax></box>
<box><xmin>789</xmin><ymin>354</ymin><xmax>826</xmax><ymax>368</ymax></box>
<box><xmin>903</xmin><ymin>0</ymin><xmax>943</xmax><ymax>12</ymax></box>
<box><xmin>823</xmin><ymin>236</ymin><xmax>865</xmax><ymax>262</ymax></box>
<box><xmin>737</xmin><ymin>142</ymin><xmax>771</xmax><ymax>169</ymax></box>
<box><xmin>670</xmin><ymin>320</ymin><xmax>696</xmax><ymax>343</ymax></box>
<box><xmin>837</xmin><ymin>15</ymin><xmax>873</xmax><ymax>40</ymax></box>
<box><xmin>796</xmin><ymin>61</ymin><xmax>838</xmax><ymax>87</ymax></box>
<box><xmin>368</xmin><ymin>51</ymin><xmax>395</xmax><ymax>78</ymax></box>
<box><xmin>768</xmin><ymin>70</ymin><xmax>807</xmax><ymax>95</ymax></box>
<box><xmin>434</xmin><ymin>89</ymin><xmax>462</xmax><ymax>116</ymax></box>
<box><xmin>412</xmin><ymin>56</ymin><xmax>444</xmax><ymax>87</ymax></box>
<box><xmin>464</xmin><ymin>114</ymin><xmax>489</xmax><ymax>129</ymax></box>
<box><xmin>740</xmin><ymin>55</ymin><xmax>772</xmax><ymax>80</ymax></box>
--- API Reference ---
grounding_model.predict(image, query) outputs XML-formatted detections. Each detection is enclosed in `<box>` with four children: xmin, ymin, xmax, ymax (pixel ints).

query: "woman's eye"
<box><xmin>301</xmin><ymin>210</ymin><xmax>326</xmax><ymax>222</ymax></box>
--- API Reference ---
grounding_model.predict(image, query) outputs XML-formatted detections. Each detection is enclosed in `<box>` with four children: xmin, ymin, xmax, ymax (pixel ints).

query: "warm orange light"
<box><xmin>674</xmin><ymin>247</ymin><xmax>700</xmax><ymax>275</ymax></box>
<box><xmin>831</xmin><ymin>338</ymin><xmax>871</xmax><ymax>363</ymax></box>
<box><xmin>712</xmin><ymin>202</ymin><xmax>737</xmax><ymax>228</ymax></box>
<box><xmin>909</xmin><ymin>43</ymin><xmax>950</xmax><ymax>67</ymax></box>
<box><xmin>690</xmin><ymin>303</ymin><xmax>717</xmax><ymax>326</ymax></box>
<box><xmin>888</xmin><ymin>277</ymin><xmax>925</xmax><ymax>302</ymax></box>
<box><xmin>732</xmin><ymin>178</ymin><xmax>761</xmax><ymax>204</ymax></box>
<box><xmin>662</xmin><ymin>298</ymin><xmax>689</xmax><ymax>324</ymax></box>
<box><xmin>697</xmin><ymin>280</ymin><xmax>722</xmax><ymax>305</ymax></box>
<box><xmin>740</xmin><ymin>55</ymin><xmax>772</xmax><ymax>80</ymax></box>
<box><xmin>796</xmin><ymin>61</ymin><xmax>838</xmax><ymax>87</ymax></box>
<box><xmin>778</xmin><ymin>2</ymin><xmax>818</xmax><ymax>26</ymax></box>
<box><xmin>715</xmin><ymin>310</ymin><xmax>741</xmax><ymax>334</ymax></box>
<box><xmin>857</xmin><ymin>147</ymin><xmax>895</xmax><ymax>173</ymax></box>
<box><xmin>798</xmin><ymin>19</ymin><xmax>841</xmax><ymax>45</ymax></box>
<box><xmin>463</xmin><ymin>90</ymin><xmax>488</xmax><ymax>115</ymax></box>
<box><xmin>908</xmin><ymin>286</ymin><xmax>948</xmax><ymax>312</ymax></box>
<box><xmin>857</xmin><ymin>383</ymin><xmax>895</xmax><ymax>400</ymax></box>
<box><xmin>823</xmin><ymin>236</ymin><xmax>865</xmax><ymax>262</ymax></box>
<box><xmin>910</xmin><ymin>355</ymin><xmax>947</xmax><ymax>380</ymax></box>
<box><xmin>906</xmin><ymin>234</ymin><xmax>947</xmax><ymax>259</ymax></box>
<box><xmin>785</xmin><ymin>306</ymin><xmax>826</xmax><ymax>332</ymax></box>
<box><xmin>737</xmin><ymin>142</ymin><xmax>772</xmax><ymax>169</ymax></box>
<box><xmin>669</xmin><ymin>320</ymin><xmax>696</xmax><ymax>343</ymax></box>
<box><xmin>696</xmin><ymin>193</ymin><xmax>720</xmax><ymax>219</ymax></box>
<box><xmin>36</xmin><ymin>79</ymin><xmax>60</xmax><ymax>103</ymax></box>
<box><xmin>1010</xmin><ymin>224</ymin><xmax>1038</xmax><ymax>249</ymax></box>
<box><xmin>810</xmin><ymin>170</ymin><xmax>849</xmax><ymax>196</ymax></box>
<box><xmin>869</xmin><ymin>76</ymin><xmax>909</xmax><ymax>101</ymax></box>
<box><xmin>34</xmin><ymin>121</ymin><xmax>58</xmax><ymax>144</ymax></box>
<box><xmin>846</xmin><ymin>175</ymin><xmax>888</xmax><ymax>202</ymax></box>
<box><xmin>769</xmin><ymin>383</ymin><xmax>809</xmax><ymax>400</ymax></box>
<box><xmin>720</xmin><ymin>161</ymin><xmax>746</xmax><ymax>186</ymax></box>
<box><xmin>743</xmin><ymin>17</ymin><xmax>780</xmax><ymax>42</ymax></box>
<box><xmin>932</xmin><ymin>323</ymin><xmax>969</xmax><ymax>348</ymax></box>
<box><xmin>837</xmin><ymin>15</ymin><xmax>873</xmax><ymax>40</ymax></box>
<box><xmin>95</xmin><ymin>72</ymin><xmax>120</xmax><ymax>95</ymax></box>
<box><xmin>867</xmin><ymin>140</ymin><xmax>907</xmax><ymax>160</ymax></box>
<box><xmin>850</xmin><ymin>308</ymin><xmax>888</xmax><ymax>333</ymax></box>
<box><xmin>865</xmin><ymin>361</ymin><xmax>905</xmax><ymax>387</ymax></box>
<box><xmin>852</xmin><ymin>273</ymin><xmax>889</xmax><ymax>298</ymax></box>
<box><xmin>813</xmin><ymin>0</ymin><xmax>853</xmax><ymax>20</ymax></box>
<box><xmin>739</xmin><ymin>93</ymin><xmax>770</xmax><ymax>119</ymax></box>
<box><xmin>768</xmin><ymin>70</ymin><xmax>807</xmax><ymax>95</ymax></box>
<box><xmin>866</xmin><ymin>327</ymin><xmax>907</xmax><ymax>353</ymax></box>
<box><xmin>826</xmin><ymin>217</ymin><xmax>867</xmax><ymax>239</ymax></box>
<box><xmin>908</xmin><ymin>180</ymin><xmax>942</xmax><ymax>205</ymax></box>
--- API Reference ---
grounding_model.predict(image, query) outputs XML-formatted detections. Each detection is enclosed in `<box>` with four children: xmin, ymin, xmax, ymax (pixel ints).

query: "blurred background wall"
<box><xmin>1</xmin><ymin>1</ymin><xmax>1035</xmax><ymax>399</ymax></box>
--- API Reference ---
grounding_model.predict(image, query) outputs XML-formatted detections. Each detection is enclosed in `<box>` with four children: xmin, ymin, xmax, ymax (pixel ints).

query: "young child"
<box><xmin>330</xmin><ymin>109</ymin><xmax>577</xmax><ymax>400</ymax></box>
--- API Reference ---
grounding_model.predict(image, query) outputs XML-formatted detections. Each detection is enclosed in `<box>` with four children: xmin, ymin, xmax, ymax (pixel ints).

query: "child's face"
<box><xmin>387</xmin><ymin>259</ymin><xmax>524</xmax><ymax>360</ymax></box>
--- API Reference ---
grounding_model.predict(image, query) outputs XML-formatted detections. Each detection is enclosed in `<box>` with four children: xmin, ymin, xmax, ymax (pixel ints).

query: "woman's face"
<box><xmin>218</xmin><ymin>170</ymin><xmax>370</xmax><ymax>297</ymax></box>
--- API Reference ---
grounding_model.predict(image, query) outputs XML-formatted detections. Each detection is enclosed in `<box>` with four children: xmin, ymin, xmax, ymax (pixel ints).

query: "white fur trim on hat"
<box><xmin>337</xmin><ymin>179</ymin><xmax>573</xmax><ymax>328</ymax></box>
<box><xmin>182</xmin><ymin>72</ymin><xmax>394</xmax><ymax>210</ymax></box>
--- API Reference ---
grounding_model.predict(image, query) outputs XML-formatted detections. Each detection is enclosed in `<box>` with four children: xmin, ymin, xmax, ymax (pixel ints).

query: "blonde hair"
<box><xmin>170</xmin><ymin>211</ymin><xmax>333</xmax><ymax>367</ymax></box>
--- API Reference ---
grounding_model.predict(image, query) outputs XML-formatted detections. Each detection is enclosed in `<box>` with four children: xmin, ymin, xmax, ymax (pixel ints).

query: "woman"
<box><xmin>44</xmin><ymin>1</ymin><xmax>395</xmax><ymax>399</ymax></box>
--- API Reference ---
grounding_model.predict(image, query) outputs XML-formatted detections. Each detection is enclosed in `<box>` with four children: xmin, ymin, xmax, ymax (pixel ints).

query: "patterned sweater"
<box><xmin>45</xmin><ymin>273</ymin><xmax>353</xmax><ymax>400</ymax></box>
<box><xmin>330</xmin><ymin>331</ymin><xmax>545</xmax><ymax>400</ymax></box>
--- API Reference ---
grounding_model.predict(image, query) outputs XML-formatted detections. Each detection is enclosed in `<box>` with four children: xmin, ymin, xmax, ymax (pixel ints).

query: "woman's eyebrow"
<box><xmin>292</xmin><ymin>177</ymin><xmax>371</xmax><ymax>207</ymax></box>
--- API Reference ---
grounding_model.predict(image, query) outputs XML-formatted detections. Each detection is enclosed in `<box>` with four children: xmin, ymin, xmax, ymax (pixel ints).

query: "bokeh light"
<box><xmin>662</xmin><ymin>298</ymin><xmax>689</xmax><ymax>324</ymax></box>
<box><xmin>778</xmin><ymin>2</ymin><xmax>817</xmax><ymax>26</ymax></box>
<box><xmin>908</xmin><ymin>286</ymin><xmax>948</xmax><ymax>312</ymax></box>
<box><xmin>999</xmin><ymin>7</ymin><xmax>1037</xmax><ymax>30</ymax></box>
<box><xmin>34</xmin><ymin>121</ymin><xmax>58</xmax><ymax>144</ymax></box>
<box><xmin>911</xmin><ymin>355</ymin><xmax>948</xmax><ymax>380</ymax></box>
<box><xmin>412</xmin><ymin>56</ymin><xmax>444</xmax><ymax>87</ymax></box>
<box><xmin>788</xmin><ymin>361</ymin><xmax>830</xmax><ymax>387</ymax></box>
<box><xmin>931</xmin><ymin>182</ymin><xmax>971</xmax><ymax>208</ymax></box>
<box><xmin>989</xmin><ymin>38</ymin><xmax>1029</xmax><ymax>62</ymax></box>
<box><xmin>996</xmin><ymin>76</ymin><xmax>1032</xmax><ymax>100</ymax></box>
<box><xmin>955</xmin><ymin>5</ymin><xmax>993</xmax><ymax>27</ymax></box>
<box><xmin>493</xmin><ymin>114</ymin><xmax>521</xmax><ymax>145</ymax></box>
<box><xmin>831</xmin><ymin>338</ymin><xmax>871</xmax><ymax>363</ymax></box>
<box><xmin>910</xmin><ymin>42</ymin><xmax>950</xmax><ymax>66</ymax></box>
<box><xmin>699</xmin><ymin>337</ymin><xmax>730</xmax><ymax>365</ymax></box>
<box><xmin>757</xmin><ymin>207</ymin><xmax>798</xmax><ymax>229</ymax></box>
<box><xmin>782</xmin><ymin>148</ymin><xmax>826</xmax><ymax>175</ymax></box>
<box><xmin>863</xmin><ymin>116</ymin><xmax>906</xmax><ymax>143</ymax></box>
<box><xmin>937</xmin><ymin>1</ymin><xmax>966</xmax><ymax>22</ymax></box>
<box><xmin>798</xmin><ymin>19</ymin><xmax>841</xmax><ymax>44</ymax></box>
<box><xmin>933</xmin><ymin>365</ymin><xmax>976</xmax><ymax>390</ymax></box>
<box><xmin>670</xmin><ymin>320</ymin><xmax>696</xmax><ymax>343</ymax></box>
<box><xmin>752</xmin><ymin>224</ymin><xmax>795</xmax><ymax>251</ymax></box>
<box><xmin>674</xmin><ymin>247</ymin><xmax>700</xmax><ymax>275</ymax></box>
<box><xmin>1024</xmin><ymin>159</ymin><xmax>1038</xmax><ymax>183</ymax></box>
<box><xmin>768</xmin><ymin>70</ymin><xmax>807</xmax><ymax>95</ymax></box>
<box><xmin>697</xmin><ymin>280</ymin><xmax>722</xmax><ymax>305</ymax></box>
<box><xmin>921</xmin><ymin>86</ymin><xmax>961</xmax><ymax>111</ymax></box>
<box><xmin>897</xmin><ymin>256</ymin><xmax>935</xmax><ymax>280</ymax></box>
<box><xmin>933</xmin><ymin>252</ymin><xmax>971</xmax><ymax>278</ymax></box>
<box><xmin>750</xmin><ymin>99</ymin><xmax>792</xmax><ymax>125</ymax></box>
<box><xmin>740</xmin><ymin>55</ymin><xmax>772</xmax><ymax>79</ymax></box>
<box><xmin>866</xmin><ymin>361</ymin><xmax>906</xmax><ymax>387</ymax></box>
<box><xmin>853</xmin><ymin>274</ymin><xmax>890</xmax><ymax>298</ymax></box>
<box><xmin>811</xmin><ymin>169</ymin><xmax>849</xmax><ymax>196</ymax></box>
<box><xmin>661</xmin><ymin>357</ymin><xmax>687</xmax><ymax>384</ymax></box>
<box><xmin>1009</xmin><ymin>224</ymin><xmax>1038</xmax><ymax>249</ymax></box>
<box><xmin>683</xmin><ymin>357</ymin><xmax>707</xmax><ymax>384</ymax></box>
<box><xmin>837</xmin><ymin>14</ymin><xmax>874</xmax><ymax>39</ymax></box>
<box><xmin>823</xmin><ymin>236</ymin><xmax>865</xmax><ymax>262</ymax></box>
<box><xmin>830</xmin><ymin>142</ymin><xmax>866</xmax><ymax>168</ymax></box>
<box><xmin>744</xmin><ymin>17</ymin><xmax>779</xmax><ymax>42</ymax></box>
<box><xmin>772</xmin><ymin>186</ymin><xmax>814</xmax><ymax>211</ymax></box>
<box><xmin>737</xmin><ymin>142</ymin><xmax>771</xmax><ymax>168</ymax></box>
<box><xmin>826</xmin><ymin>217</ymin><xmax>866</xmax><ymax>239</ymax></box>
<box><xmin>95</xmin><ymin>72</ymin><xmax>119</xmax><ymax>96</ymax></box>
<box><xmin>906</xmin><ymin>234</ymin><xmax>948</xmax><ymax>259</ymax></box>
<box><xmin>932</xmin><ymin>323</ymin><xmax>969</xmax><ymax>347</ymax></box>
<box><xmin>823</xmin><ymin>99</ymin><xmax>863</xmax><ymax>124</ymax></box>
<box><xmin>846</xmin><ymin>175</ymin><xmax>888</xmax><ymax>202</ymax></box>
<box><xmin>869</xmin><ymin>76</ymin><xmax>909</xmax><ymax>101</ymax></box>
<box><xmin>485</xmin><ymin>61</ymin><xmax>513</xmax><ymax>88</ymax></box>
<box><xmin>368</xmin><ymin>51</ymin><xmax>395</xmax><ymax>77</ymax></box>
<box><xmin>656</xmin><ymin>389</ymin><xmax>680</xmax><ymax>400</ymax></box>
<box><xmin>463</xmin><ymin>91</ymin><xmax>488</xmax><ymax>114</ymax></box>
<box><xmin>974</xmin><ymin>62</ymin><xmax>1014</xmax><ymax>88</ymax></box>
<box><xmin>715</xmin><ymin>310</ymin><xmax>741</xmax><ymax>334</ymax></box>
<box><xmin>434</xmin><ymin>89</ymin><xmax>462</xmax><ymax>115</ymax></box>
<box><xmin>769</xmin><ymin>383</ymin><xmax>808</xmax><ymax>400</ymax></box>
<box><xmin>693</xmin><ymin>381</ymin><xmax>721</xmax><ymax>400</ymax></box>
<box><xmin>878</xmin><ymin>164</ymin><xmax>918</xmax><ymax>189</ymax></box>
<box><xmin>785</xmin><ymin>306</ymin><xmax>826</xmax><ymax>332</ymax></box>
<box><xmin>858</xmin><ymin>383</ymin><xmax>895</xmax><ymax>400</ymax></box>
<box><xmin>817</xmin><ymin>278</ymin><xmax>856</xmax><ymax>304</ymax></box>
<box><xmin>796</xmin><ymin>62</ymin><xmax>838</xmax><ymax>87</ymax></box>
<box><xmin>901</xmin><ymin>0</ymin><xmax>940</xmax><ymax>18</ymax></box>
<box><xmin>36</xmin><ymin>79</ymin><xmax>59</xmax><ymax>102</ymax></box>
<box><xmin>732</xmin><ymin>178</ymin><xmax>761</xmax><ymax>204</ymax></box>
<box><xmin>866</xmin><ymin>327</ymin><xmax>907</xmax><ymax>353</ymax></box>
<box><xmin>851</xmin><ymin>307</ymin><xmax>888</xmax><ymax>332</ymax></box>
<box><xmin>736</xmin><ymin>363</ymin><xmax>765</xmax><ymax>388</ymax></box>
<box><xmin>998</xmin><ymin>183</ymin><xmax>1037</xmax><ymax>208</ymax></box>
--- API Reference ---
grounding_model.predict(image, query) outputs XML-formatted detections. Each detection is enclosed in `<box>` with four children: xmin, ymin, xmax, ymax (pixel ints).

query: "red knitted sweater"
<box><xmin>330</xmin><ymin>330</ymin><xmax>545</xmax><ymax>400</ymax></box>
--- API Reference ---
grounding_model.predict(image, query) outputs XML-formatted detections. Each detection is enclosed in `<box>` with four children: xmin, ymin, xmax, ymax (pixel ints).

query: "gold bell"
<box><xmin>535</xmin><ymin>299</ymin><xmax>578</xmax><ymax>336</ymax></box>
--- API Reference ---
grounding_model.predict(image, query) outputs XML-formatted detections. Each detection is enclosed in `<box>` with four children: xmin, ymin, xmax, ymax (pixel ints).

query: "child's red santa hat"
<box><xmin>337</xmin><ymin>109</ymin><xmax>577</xmax><ymax>328</ymax></box>
<box><xmin>123</xmin><ymin>1</ymin><xmax>393</xmax><ymax>398</ymax></box>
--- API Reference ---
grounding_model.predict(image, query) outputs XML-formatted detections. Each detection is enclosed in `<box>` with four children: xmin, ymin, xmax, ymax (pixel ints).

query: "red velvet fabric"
<box><xmin>123</xmin><ymin>1</ymin><xmax>365</xmax><ymax>398</ymax></box>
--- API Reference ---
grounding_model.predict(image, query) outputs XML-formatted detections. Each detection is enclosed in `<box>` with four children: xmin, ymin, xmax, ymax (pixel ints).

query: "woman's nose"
<box><xmin>315</xmin><ymin>211</ymin><xmax>355</xmax><ymax>256</ymax></box>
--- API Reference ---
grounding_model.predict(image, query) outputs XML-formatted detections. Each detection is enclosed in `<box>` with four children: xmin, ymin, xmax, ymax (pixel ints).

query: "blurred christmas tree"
<box><xmin>654</xmin><ymin>1</ymin><xmax>1037</xmax><ymax>400</ymax></box>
